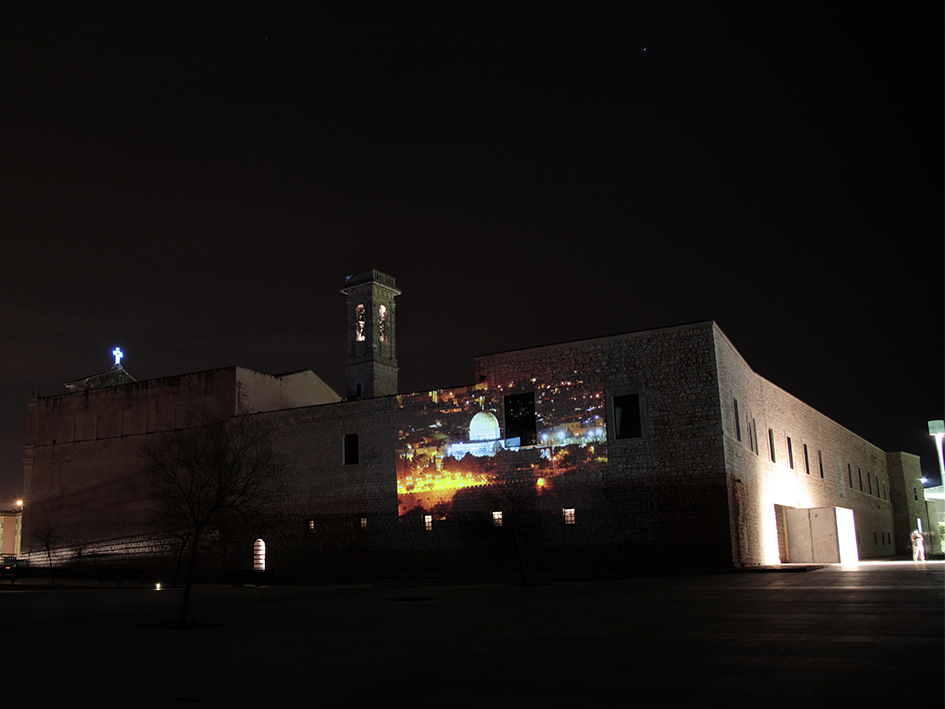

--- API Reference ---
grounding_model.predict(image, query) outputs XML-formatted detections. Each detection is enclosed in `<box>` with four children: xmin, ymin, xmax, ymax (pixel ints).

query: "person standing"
<box><xmin>910</xmin><ymin>529</ymin><xmax>926</xmax><ymax>561</ymax></box>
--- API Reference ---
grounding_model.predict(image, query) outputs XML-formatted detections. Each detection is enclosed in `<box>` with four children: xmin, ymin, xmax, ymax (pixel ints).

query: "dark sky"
<box><xmin>1</xmin><ymin>4</ymin><xmax>942</xmax><ymax>501</ymax></box>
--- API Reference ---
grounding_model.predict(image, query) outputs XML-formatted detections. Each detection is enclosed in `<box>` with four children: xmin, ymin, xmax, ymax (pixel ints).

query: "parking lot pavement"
<box><xmin>4</xmin><ymin>561</ymin><xmax>942</xmax><ymax>708</ymax></box>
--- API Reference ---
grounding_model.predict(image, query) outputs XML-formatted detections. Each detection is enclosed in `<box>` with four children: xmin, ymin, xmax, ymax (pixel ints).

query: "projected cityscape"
<box><xmin>396</xmin><ymin>377</ymin><xmax>607</xmax><ymax>518</ymax></box>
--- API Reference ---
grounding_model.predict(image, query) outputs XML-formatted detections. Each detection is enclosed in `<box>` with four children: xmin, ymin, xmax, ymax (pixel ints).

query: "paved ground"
<box><xmin>3</xmin><ymin>561</ymin><xmax>942</xmax><ymax>708</ymax></box>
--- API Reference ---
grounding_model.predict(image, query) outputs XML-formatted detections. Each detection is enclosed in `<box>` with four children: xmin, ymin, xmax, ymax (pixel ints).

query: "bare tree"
<box><xmin>141</xmin><ymin>408</ymin><xmax>285</xmax><ymax>626</ymax></box>
<box><xmin>486</xmin><ymin>481</ymin><xmax>543</xmax><ymax>585</ymax></box>
<box><xmin>457</xmin><ymin>480</ymin><xmax>542</xmax><ymax>585</ymax></box>
<box><xmin>65</xmin><ymin>531</ymin><xmax>93</xmax><ymax>577</ymax></box>
<box><xmin>30</xmin><ymin>522</ymin><xmax>62</xmax><ymax>584</ymax></box>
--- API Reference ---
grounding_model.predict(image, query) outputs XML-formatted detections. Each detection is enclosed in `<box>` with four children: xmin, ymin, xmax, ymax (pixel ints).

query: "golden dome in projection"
<box><xmin>469</xmin><ymin>411</ymin><xmax>500</xmax><ymax>441</ymax></box>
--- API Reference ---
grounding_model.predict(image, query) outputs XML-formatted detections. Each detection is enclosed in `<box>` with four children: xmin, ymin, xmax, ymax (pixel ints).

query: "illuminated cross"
<box><xmin>112</xmin><ymin>347</ymin><xmax>124</xmax><ymax>366</ymax></box>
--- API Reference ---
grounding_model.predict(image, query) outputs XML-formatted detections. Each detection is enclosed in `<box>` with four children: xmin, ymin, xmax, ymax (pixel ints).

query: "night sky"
<box><xmin>2</xmin><ymin>5</ymin><xmax>942</xmax><ymax>502</ymax></box>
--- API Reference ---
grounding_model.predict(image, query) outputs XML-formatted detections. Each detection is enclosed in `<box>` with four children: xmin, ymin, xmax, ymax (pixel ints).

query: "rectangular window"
<box><xmin>344</xmin><ymin>433</ymin><xmax>359</xmax><ymax>465</ymax></box>
<box><xmin>858</xmin><ymin>468</ymin><xmax>863</xmax><ymax>491</ymax></box>
<box><xmin>818</xmin><ymin>450</ymin><xmax>824</xmax><ymax>478</ymax></box>
<box><xmin>355</xmin><ymin>303</ymin><xmax>366</xmax><ymax>342</ymax></box>
<box><xmin>733</xmin><ymin>400</ymin><xmax>741</xmax><ymax>441</ymax></box>
<box><xmin>787</xmin><ymin>437</ymin><xmax>794</xmax><ymax>469</ymax></box>
<box><xmin>424</xmin><ymin>514</ymin><xmax>433</xmax><ymax>531</ymax></box>
<box><xmin>492</xmin><ymin>511</ymin><xmax>503</xmax><ymax>527</ymax></box>
<box><xmin>562</xmin><ymin>508</ymin><xmax>576</xmax><ymax>525</ymax></box>
<box><xmin>504</xmin><ymin>392</ymin><xmax>537</xmax><ymax>446</ymax></box>
<box><xmin>803</xmin><ymin>444</ymin><xmax>811</xmax><ymax>475</ymax></box>
<box><xmin>378</xmin><ymin>304</ymin><xmax>388</xmax><ymax>342</ymax></box>
<box><xmin>848</xmin><ymin>463</ymin><xmax>853</xmax><ymax>487</ymax></box>
<box><xmin>873</xmin><ymin>531</ymin><xmax>878</xmax><ymax>545</ymax></box>
<box><xmin>867</xmin><ymin>472</ymin><xmax>872</xmax><ymax>495</ymax></box>
<box><xmin>768</xmin><ymin>429</ymin><xmax>776</xmax><ymax>463</ymax></box>
<box><xmin>752</xmin><ymin>420</ymin><xmax>759</xmax><ymax>456</ymax></box>
<box><xmin>360</xmin><ymin>516</ymin><xmax>368</xmax><ymax>530</ymax></box>
<box><xmin>307</xmin><ymin>519</ymin><xmax>315</xmax><ymax>533</ymax></box>
<box><xmin>613</xmin><ymin>393</ymin><xmax>643</xmax><ymax>440</ymax></box>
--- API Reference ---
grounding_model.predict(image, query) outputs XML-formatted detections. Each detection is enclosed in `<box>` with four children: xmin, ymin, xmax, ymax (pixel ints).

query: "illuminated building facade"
<box><xmin>0</xmin><ymin>507</ymin><xmax>22</xmax><ymax>560</ymax></box>
<box><xmin>20</xmin><ymin>271</ymin><xmax>933</xmax><ymax>573</ymax></box>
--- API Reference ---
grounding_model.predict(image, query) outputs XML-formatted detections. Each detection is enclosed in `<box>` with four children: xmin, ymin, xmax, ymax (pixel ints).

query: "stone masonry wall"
<box><xmin>22</xmin><ymin>368</ymin><xmax>242</xmax><ymax>547</ymax></box>
<box><xmin>887</xmin><ymin>451</ymin><xmax>930</xmax><ymax>558</ymax></box>
<box><xmin>22</xmin><ymin>366</ymin><xmax>341</xmax><ymax>562</ymax></box>
<box><xmin>252</xmin><ymin>395</ymin><xmax>399</xmax><ymax>571</ymax></box>
<box><xmin>472</xmin><ymin>321</ymin><xmax>731</xmax><ymax>566</ymax></box>
<box><xmin>714</xmin><ymin>326</ymin><xmax>898</xmax><ymax>565</ymax></box>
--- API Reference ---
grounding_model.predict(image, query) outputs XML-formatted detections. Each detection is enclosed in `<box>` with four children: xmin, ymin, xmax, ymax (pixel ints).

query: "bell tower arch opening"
<box><xmin>341</xmin><ymin>270</ymin><xmax>401</xmax><ymax>398</ymax></box>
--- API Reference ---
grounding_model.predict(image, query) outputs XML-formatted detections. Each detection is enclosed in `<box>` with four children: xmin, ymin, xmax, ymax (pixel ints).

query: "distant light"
<box><xmin>155</xmin><ymin>583</ymin><xmax>162</xmax><ymax>590</ymax></box>
<box><xmin>112</xmin><ymin>347</ymin><xmax>124</xmax><ymax>366</ymax></box>
<box><xmin>15</xmin><ymin>500</ymin><xmax>22</xmax><ymax>507</ymax></box>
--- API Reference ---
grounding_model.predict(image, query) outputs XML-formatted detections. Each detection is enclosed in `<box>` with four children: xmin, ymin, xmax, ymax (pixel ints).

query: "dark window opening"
<box><xmin>818</xmin><ymin>450</ymin><xmax>824</xmax><ymax>478</ymax></box>
<box><xmin>733</xmin><ymin>400</ymin><xmax>741</xmax><ymax>441</ymax></box>
<box><xmin>613</xmin><ymin>394</ymin><xmax>643</xmax><ymax>440</ymax></box>
<box><xmin>787</xmin><ymin>437</ymin><xmax>794</xmax><ymax>469</ymax></box>
<box><xmin>803</xmin><ymin>444</ymin><xmax>811</xmax><ymax>475</ymax></box>
<box><xmin>768</xmin><ymin>429</ymin><xmax>776</xmax><ymax>463</ymax></box>
<box><xmin>344</xmin><ymin>433</ymin><xmax>359</xmax><ymax>465</ymax></box>
<box><xmin>504</xmin><ymin>393</ymin><xmax>537</xmax><ymax>446</ymax></box>
<box><xmin>858</xmin><ymin>468</ymin><xmax>863</xmax><ymax>491</ymax></box>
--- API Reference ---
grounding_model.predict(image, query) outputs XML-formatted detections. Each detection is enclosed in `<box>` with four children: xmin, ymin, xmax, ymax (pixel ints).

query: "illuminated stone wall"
<box><xmin>714</xmin><ymin>327</ymin><xmax>899</xmax><ymax>565</ymax></box>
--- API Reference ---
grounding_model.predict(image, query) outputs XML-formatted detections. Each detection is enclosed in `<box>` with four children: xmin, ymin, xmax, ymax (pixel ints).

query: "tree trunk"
<box><xmin>178</xmin><ymin>527</ymin><xmax>202</xmax><ymax>626</ymax></box>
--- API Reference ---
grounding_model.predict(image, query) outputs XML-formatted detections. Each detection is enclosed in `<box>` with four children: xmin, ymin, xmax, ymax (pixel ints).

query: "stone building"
<box><xmin>20</xmin><ymin>270</ymin><xmax>932</xmax><ymax>573</ymax></box>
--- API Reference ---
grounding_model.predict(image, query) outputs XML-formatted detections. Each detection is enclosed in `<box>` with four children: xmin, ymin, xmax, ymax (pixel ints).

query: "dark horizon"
<box><xmin>1</xmin><ymin>5</ymin><xmax>942</xmax><ymax>500</ymax></box>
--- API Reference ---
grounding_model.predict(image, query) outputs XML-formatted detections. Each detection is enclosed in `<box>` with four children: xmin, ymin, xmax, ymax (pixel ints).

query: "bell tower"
<box><xmin>341</xmin><ymin>270</ymin><xmax>401</xmax><ymax>398</ymax></box>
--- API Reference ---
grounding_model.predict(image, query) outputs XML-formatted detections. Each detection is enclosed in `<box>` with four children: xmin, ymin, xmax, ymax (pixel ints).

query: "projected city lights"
<box><xmin>396</xmin><ymin>377</ymin><xmax>607</xmax><ymax>517</ymax></box>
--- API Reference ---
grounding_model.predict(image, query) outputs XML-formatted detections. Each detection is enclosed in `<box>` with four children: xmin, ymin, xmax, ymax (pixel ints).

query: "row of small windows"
<box><xmin>733</xmin><ymin>399</ymin><xmax>890</xmax><ymax>501</ymax></box>
<box><xmin>309</xmin><ymin>514</ymin><xmax>894</xmax><ymax>547</ymax></box>
<box><xmin>307</xmin><ymin>517</ymin><xmax>369</xmax><ymax>532</ymax></box>
<box><xmin>854</xmin><ymin>529</ymin><xmax>895</xmax><ymax>547</ymax></box>
<box><xmin>734</xmin><ymin>399</ymin><xmax>822</xmax><ymax>474</ymax></box>
<box><xmin>422</xmin><ymin>508</ymin><xmax>577</xmax><ymax>531</ymax></box>
<box><xmin>847</xmin><ymin>464</ymin><xmax>887</xmax><ymax>500</ymax></box>
<box><xmin>307</xmin><ymin>509</ymin><xmax>581</xmax><ymax>532</ymax></box>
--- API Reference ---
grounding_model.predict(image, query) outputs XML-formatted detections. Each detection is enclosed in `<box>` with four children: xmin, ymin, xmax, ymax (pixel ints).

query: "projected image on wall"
<box><xmin>396</xmin><ymin>377</ymin><xmax>607</xmax><ymax>518</ymax></box>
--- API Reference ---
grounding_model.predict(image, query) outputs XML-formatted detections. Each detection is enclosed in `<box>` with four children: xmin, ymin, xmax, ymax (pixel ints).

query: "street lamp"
<box><xmin>929</xmin><ymin>420</ymin><xmax>944</xmax><ymax>483</ymax></box>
